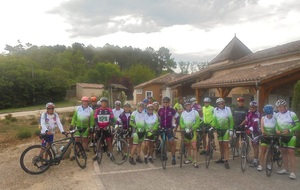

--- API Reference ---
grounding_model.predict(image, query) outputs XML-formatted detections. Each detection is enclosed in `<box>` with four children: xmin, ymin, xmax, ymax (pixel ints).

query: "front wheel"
<box><xmin>112</xmin><ymin>139</ymin><xmax>129</xmax><ymax>165</ymax></box>
<box><xmin>275</xmin><ymin>147</ymin><xmax>283</xmax><ymax>167</ymax></box>
<box><xmin>241</xmin><ymin>142</ymin><xmax>247</xmax><ymax>172</ymax></box>
<box><xmin>180</xmin><ymin>141</ymin><xmax>185</xmax><ymax>168</ymax></box>
<box><xmin>74</xmin><ymin>142</ymin><xmax>87</xmax><ymax>169</ymax></box>
<box><xmin>266</xmin><ymin>146</ymin><xmax>273</xmax><ymax>177</ymax></box>
<box><xmin>161</xmin><ymin>140</ymin><xmax>167</xmax><ymax>170</ymax></box>
<box><xmin>205</xmin><ymin>142</ymin><xmax>213</xmax><ymax>168</ymax></box>
<box><xmin>96</xmin><ymin>138</ymin><xmax>103</xmax><ymax>165</ymax></box>
<box><xmin>230</xmin><ymin>137</ymin><xmax>236</xmax><ymax>160</ymax></box>
<box><xmin>20</xmin><ymin>145</ymin><xmax>52</xmax><ymax>175</ymax></box>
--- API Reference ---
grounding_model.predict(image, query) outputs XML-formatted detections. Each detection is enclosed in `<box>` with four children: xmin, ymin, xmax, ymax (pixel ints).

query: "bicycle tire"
<box><xmin>20</xmin><ymin>145</ymin><xmax>52</xmax><ymax>175</ymax></box>
<box><xmin>96</xmin><ymin>138</ymin><xmax>103</xmax><ymax>165</ymax></box>
<box><xmin>241</xmin><ymin>141</ymin><xmax>247</xmax><ymax>172</ymax></box>
<box><xmin>196</xmin><ymin>133</ymin><xmax>202</xmax><ymax>153</ymax></box>
<box><xmin>180</xmin><ymin>140</ymin><xmax>184</xmax><ymax>168</ymax></box>
<box><xmin>161</xmin><ymin>139</ymin><xmax>167</xmax><ymax>169</ymax></box>
<box><xmin>266</xmin><ymin>146</ymin><xmax>273</xmax><ymax>177</ymax></box>
<box><xmin>205</xmin><ymin>143</ymin><xmax>212</xmax><ymax>168</ymax></box>
<box><xmin>74</xmin><ymin>142</ymin><xmax>87</xmax><ymax>169</ymax></box>
<box><xmin>275</xmin><ymin>148</ymin><xmax>283</xmax><ymax>167</ymax></box>
<box><xmin>112</xmin><ymin>139</ymin><xmax>129</xmax><ymax>165</ymax></box>
<box><xmin>230</xmin><ymin>137</ymin><xmax>236</xmax><ymax>160</ymax></box>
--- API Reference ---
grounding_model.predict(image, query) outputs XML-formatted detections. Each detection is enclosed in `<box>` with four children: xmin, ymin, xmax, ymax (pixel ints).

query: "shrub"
<box><xmin>4</xmin><ymin>114</ymin><xmax>17</xmax><ymax>122</ymax></box>
<box><xmin>30</xmin><ymin>120</ymin><xmax>38</xmax><ymax>125</ymax></box>
<box><xmin>34</xmin><ymin>128</ymin><xmax>41</xmax><ymax>136</ymax></box>
<box><xmin>17</xmin><ymin>129</ymin><xmax>32</xmax><ymax>139</ymax></box>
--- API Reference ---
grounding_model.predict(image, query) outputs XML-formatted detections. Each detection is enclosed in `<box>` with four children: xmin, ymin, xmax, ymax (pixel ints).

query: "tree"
<box><xmin>125</xmin><ymin>64</ymin><xmax>155</xmax><ymax>86</ymax></box>
<box><xmin>292</xmin><ymin>80</ymin><xmax>300</xmax><ymax>117</ymax></box>
<box><xmin>177</xmin><ymin>61</ymin><xmax>190</xmax><ymax>74</ymax></box>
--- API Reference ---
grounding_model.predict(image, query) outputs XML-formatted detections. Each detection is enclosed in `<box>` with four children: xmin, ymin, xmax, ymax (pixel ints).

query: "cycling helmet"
<box><xmin>90</xmin><ymin>96</ymin><xmax>97</xmax><ymax>102</ymax></box>
<box><xmin>137</xmin><ymin>102</ymin><xmax>144</xmax><ymax>107</ymax></box>
<box><xmin>100</xmin><ymin>97</ymin><xmax>108</xmax><ymax>103</ymax></box>
<box><xmin>216</xmin><ymin>98</ymin><xmax>225</xmax><ymax>104</ymax></box>
<box><xmin>275</xmin><ymin>99</ymin><xmax>287</xmax><ymax>107</ymax></box>
<box><xmin>81</xmin><ymin>96</ymin><xmax>89</xmax><ymax>101</ymax></box>
<box><xmin>115</xmin><ymin>100</ymin><xmax>121</xmax><ymax>106</ymax></box>
<box><xmin>162</xmin><ymin>96</ymin><xmax>170</xmax><ymax>102</ymax></box>
<box><xmin>46</xmin><ymin>102</ymin><xmax>55</xmax><ymax>108</ymax></box>
<box><xmin>184</xmin><ymin>128</ymin><xmax>194</xmax><ymax>140</ymax></box>
<box><xmin>123</xmin><ymin>101</ymin><xmax>131</xmax><ymax>107</ymax></box>
<box><xmin>147</xmin><ymin>104</ymin><xmax>154</xmax><ymax>109</ymax></box>
<box><xmin>249</xmin><ymin>101</ymin><xmax>258</xmax><ymax>107</ymax></box>
<box><xmin>143</xmin><ymin>99</ymin><xmax>149</xmax><ymax>104</ymax></box>
<box><xmin>184</xmin><ymin>101</ymin><xmax>192</xmax><ymax>106</ymax></box>
<box><xmin>153</xmin><ymin>101</ymin><xmax>159</xmax><ymax>105</ymax></box>
<box><xmin>97</xmin><ymin>101</ymin><xmax>101</xmax><ymax>105</ymax></box>
<box><xmin>263</xmin><ymin>105</ymin><xmax>274</xmax><ymax>115</ymax></box>
<box><xmin>203</xmin><ymin>97</ymin><xmax>211</xmax><ymax>103</ymax></box>
<box><xmin>190</xmin><ymin>97</ymin><xmax>197</xmax><ymax>103</ymax></box>
<box><xmin>237</xmin><ymin>97</ymin><xmax>244</xmax><ymax>102</ymax></box>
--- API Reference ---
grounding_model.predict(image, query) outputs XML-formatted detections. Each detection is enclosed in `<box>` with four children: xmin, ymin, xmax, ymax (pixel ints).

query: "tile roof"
<box><xmin>134</xmin><ymin>73</ymin><xmax>185</xmax><ymax>89</ymax></box>
<box><xmin>210</xmin><ymin>36</ymin><xmax>252</xmax><ymax>64</ymax></box>
<box><xmin>77</xmin><ymin>83</ymin><xmax>104</xmax><ymax>89</ymax></box>
<box><xmin>191</xmin><ymin>61</ymin><xmax>300</xmax><ymax>88</ymax></box>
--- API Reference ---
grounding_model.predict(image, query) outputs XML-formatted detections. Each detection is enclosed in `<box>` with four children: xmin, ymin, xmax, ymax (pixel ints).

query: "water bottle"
<box><xmin>52</xmin><ymin>143</ymin><xmax>58</xmax><ymax>155</ymax></box>
<box><xmin>60</xmin><ymin>146</ymin><xmax>65</xmax><ymax>152</ymax></box>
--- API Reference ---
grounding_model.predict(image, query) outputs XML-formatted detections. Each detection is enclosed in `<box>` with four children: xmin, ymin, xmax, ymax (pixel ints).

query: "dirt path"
<box><xmin>0</xmin><ymin>138</ymin><xmax>100</xmax><ymax>190</ymax></box>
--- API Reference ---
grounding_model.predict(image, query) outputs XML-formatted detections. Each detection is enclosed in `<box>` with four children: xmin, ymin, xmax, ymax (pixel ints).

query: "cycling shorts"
<box><xmin>280</xmin><ymin>136</ymin><xmax>296</xmax><ymax>149</ymax></box>
<box><xmin>260</xmin><ymin>136</ymin><xmax>279</xmax><ymax>147</ymax></box>
<box><xmin>132</xmin><ymin>132</ymin><xmax>145</xmax><ymax>144</ymax></box>
<box><xmin>41</xmin><ymin>134</ymin><xmax>54</xmax><ymax>146</ymax></box>
<box><xmin>74</xmin><ymin>127</ymin><xmax>89</xmax><ymax>138</ymax></box>
<box><xmin>216</xmin><ymin>129</ymin><xmax>229</xmax><ymax>142</ymax></box>
<box><xmin>145</xmin><ymin>131</ymin><xmax>156</xmax><ymax>142</ymax></box>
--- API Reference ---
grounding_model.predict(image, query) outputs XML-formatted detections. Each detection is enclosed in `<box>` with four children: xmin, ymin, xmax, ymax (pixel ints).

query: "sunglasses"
<box><xmin>47</xmin><ymin>108</ymin><xmax>54</xmax><ymax>110</ymax></box>
<box><xmin>163</xmin><ymin>102</ymin><xmax>169</xmax><ymax>104</ymax></box>
<box><xmin>217</xmin><ymin>103</ymin><xmax>225</xmax><ymax>106</ymax></box>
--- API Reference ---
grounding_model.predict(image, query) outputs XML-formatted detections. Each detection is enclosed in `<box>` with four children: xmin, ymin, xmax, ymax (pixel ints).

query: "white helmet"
<box><xmin>216</xmin><ymin>98</ymin><xmax>225</xmax><ymax>104</ymax></box>
<box><xmin>190</xmin><ymin>97</ymin><xmax>197</xmax><ymax>103</ymax></box>
<box><xmin>275</xmin><ymin>99</ymin><xmax>287</xmax><ymax>107</ymax></box>
<box><xmin>203</xmin><ymin>97</ymin><xmax>211</xmax><ymax>103</ymax></box>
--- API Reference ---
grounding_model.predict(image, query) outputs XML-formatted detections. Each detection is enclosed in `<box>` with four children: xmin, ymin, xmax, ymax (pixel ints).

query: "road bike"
<box><xmin>111</xmin><ymin>125</ymin><xmax>129</xmax><ymax>165</ymax></box>
<box><xmin>94</xmin><ymin>126</ymin><xmax>111</xmax><ymax>165</ymax></box>
<box><xmin>157</xmin><ymin>128</ymin><xmax>169</xmax><ymax>169</ymax></box>
<box><xmin>20</xmin><ymin>129</ymin><xmax>86</xmax><ymax>175</ymax></box>
<box><xmin>265</xmin><ymin>135</ymin><xmax>283</xmax><ymax>176</ymax></box>
<box><xmin>236</xmin><ymin>130</ymin><xmax>252</xmax><ymax>172</ymax></box>
<box><xmin>230</xmin><ymin>129</ymin><xmax>237</xmax><ymax>160</ymax></box>
<box><xmin>205</xmin><ymin>127</ymin><xmax>216</xmax><ymax>168</ymax></box>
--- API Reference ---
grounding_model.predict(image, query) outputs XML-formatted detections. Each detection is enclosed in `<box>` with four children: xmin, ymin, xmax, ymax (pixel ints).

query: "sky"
<box><xmin>1</xmin><ymin>0</ymin><xmax>300</xmax><ymax>62</ymax></box>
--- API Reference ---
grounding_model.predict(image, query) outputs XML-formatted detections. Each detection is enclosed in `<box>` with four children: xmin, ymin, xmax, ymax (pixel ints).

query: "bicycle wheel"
<box><xmin>161</xmin><ymin>140</ymin><xmax>167</xmax><ymax>169</ymax></box>
<box><xmin>275</xmin><ymin>148</ymin><xmax>283</xmax><ymax>167</ymax></box>
<box><xmin>266</xmin><ymin>146</ymin><xmax>273</xmax><ymax>177</ymax></box>
<box><xmin>196</xmin><ymin>133</ymin><xmax>202</xmax><ymax>152</ymax></box>
<box><xmin>20</xmin><ymin>145</ymin><xmax>52</xmax><ymax>175</ymax></box>
<box><xmin>241</xmin><ymin>141</ymin><xmax>247</xmax><ymax>172</ymax></box>
<box><xmin>230</xmin><ymin>137</ymin><xmax>236</xmax><ymax>160</ymax></box>
<box><xmin>74</xmin><ymin>142</ymin><xmax>87</xmax><ymax>169</ymax></box>
<box><xmin>112</xmin><ymin>139</ymin><xmax>129</xmax><ymax>165</ymax></box>
<box><xmin>96</xmin><ymin>138</ymin><xmax>103</xmax><ymax>165</ymax></box>
<box><xmin>180</xmin><ymin>141</ymin><xmax>184</xmax><ymax>168</ymax></box>
<box><xmin>205</xmin><ymin>143</ymin><xmax>213</xmax><ymax>168</ymax></box>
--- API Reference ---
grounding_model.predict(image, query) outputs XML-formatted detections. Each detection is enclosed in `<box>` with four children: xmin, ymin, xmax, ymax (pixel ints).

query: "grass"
<box><xmin>0</xmin><ymin>99</ymin><xmax>80</xmax><ymax>114</ymax></box>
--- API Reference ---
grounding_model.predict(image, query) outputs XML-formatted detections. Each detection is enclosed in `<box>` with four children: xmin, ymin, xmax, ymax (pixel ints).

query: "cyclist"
<box><xmin>180</xmin><ymin>101</ymin><xmax>201</xmax><ymax>168</ymax></box>
<box><xmin>93</xmin><ymin>97</ymin><xmax>115</xmax><ymax>161</ymax></box>
<box><xmin>275</xmin><ymin>99</ymin><xmax>300</xmax><ymax>179</ymax></box>
<box><xmin>143</xmin><ymin>99</ymin><xmax>150</xmax><ymax>113</ymax></box>
<box><xmin>213</xmin><ymin>98</ymin><xmax>234</xmax><ymax>169</ymax></box>
<box><xmin>90</xmin><ymin>96</ymin><xmax>99</xmax><ymax>110</ymax></box>
<box><xmin>115</xmin><ymin>101</ymin><xmax>133</xmax><ymax>159</ymax></box>
<box><xmin>144</xmin><ymin>104</ymin><xmax>159</xmax><ymax>164</ymax></box>
<box><xmin>113</xmin><ymin>100</ymin><xmax>124</xmax><ymax>123</ymax></box>
<box><xmin>153</xmin><ymin>101</ymin><xmax>160</xmax><ymax>114</ymax></box>
<box><xmin>71</xmin><ymin>96</ymin><xmax>94</xmax><ymax>152</ymax></box>
<box><xmin>157</xmin><ymin>96</ymin><xmax>179</xmax><ymax>165</ymax></box>
<box><xmin>200</xmin><ymin>97</ymin><xmax>214</xmax><ymax>155</ymax></box>
<box><xmin>245</xmin><ymin>101</ymin><xmax>261</xmax><ymax>167</ymax></box>
<box><xmin>257</xmin><ymin>105</ymin><xmax>276</xmax><ymax>171</ymax></box>
<box><xmin>232</xmin><ymin>97</ymin><xmax>248</xmax><ymax>157</ymax></box>
<box><xmin>129</xmin><ymin>102</ymin><xmax>146</xmax><ymax>165</ymax></box>
<box><xmin>40</xmin><ymin>102</ymin><xmax>65</xmax><ymax>150</ymax></box>
<box><xmin>190</xmin><ymin>97</ymin><xmax>202</xmax><ymax>118</ymax></box>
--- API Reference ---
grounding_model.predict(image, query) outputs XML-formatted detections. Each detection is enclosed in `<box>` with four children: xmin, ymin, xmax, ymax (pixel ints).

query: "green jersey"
<box><xmin>212</xmin><ymin>106</ymin><xmax>234</xmax><ymax>130</ymax></box>
<box><xmin>202</xmin><ymin>105</ymin><xmax>214</xmax><ymax>124</ymax></box>
<box><xmin>275</xmin><ymin>110</ymin><xmax>300</xmax><ymax>136</ymax></box>
<box><xmin>130</xmin><ymin>110</ymin><xmax>145</xmax><ymax>129</ymax></box>
<box><xmin>180</xmin><ymin>109</ymin><xmax>201</xmax><ymax>131</ymax></box>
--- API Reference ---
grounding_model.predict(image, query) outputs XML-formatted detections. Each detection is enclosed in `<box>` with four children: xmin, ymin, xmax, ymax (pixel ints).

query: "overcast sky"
<box><xmin>1</xmin><ymin>0</ymin><xmax>300</xmax><ymax>62</ymax></box>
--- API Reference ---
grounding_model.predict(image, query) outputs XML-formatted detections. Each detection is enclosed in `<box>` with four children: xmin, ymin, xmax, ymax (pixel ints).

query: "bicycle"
<box><xmin>157</xmin><ymin>128</ymin><xmax>169</xmax><ymax>169</ymax></box>
<box><xmin>20</xmin><ymin>129</ymin><xmax>86</xmax><ymax>175</ymax></box>
<box><xmin>205</xmin><ymin>127</ymin><xmax>216</xmax><ymax>168</ymax></box>
<box><xmin>236</xmin><ymin>130</ymin><xmax>252</xmax><ymax>172</ymax></box>
<box><xmin>111</xmin><ymin>125</ymin><xmax>129</xmax><ymax>165</ymax></box>
<box><xmin>265</xmin><ymin>135</ymin><xmax>283</xmax><ymax>177</ymax></box>
<box><xmin>196</xmin><ymin>128</ymin><xmax>203</xmax><ymax>153</ymax></box>
<box><xmin>94</xmin><ymin>126</ymin><xmax>110</xmax><ymax>165</ymax></box>
<box><xmin>229</xmin><ymin>129</ymin><xmax>237</xmax><ymax>160</ymax></box>
<box><xmin>175</xmin><ymin>129</ymin><xmax>186</xmax><ymax>168</ymax></box>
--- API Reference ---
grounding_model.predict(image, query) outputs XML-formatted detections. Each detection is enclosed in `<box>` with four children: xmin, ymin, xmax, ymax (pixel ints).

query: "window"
<box><xmin>136</xmin><ymin>89</ymin><xmax>142</xmax><ymax>94</ymax></box>
<box><xmin>145</xmin><ymin>91</ymin><xmax>153</xmax><ymax>99</ymax></box>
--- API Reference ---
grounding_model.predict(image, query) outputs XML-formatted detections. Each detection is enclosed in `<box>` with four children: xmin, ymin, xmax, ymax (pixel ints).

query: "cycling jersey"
<box><xmin>130</xmin><ymin>110</ymin><xmax>145</xmax><ymax>129</ymax></box>
<box><xmin>275</xmin><ymin>110</ymin><xmax>300</xmax><ymax>136</ymax></box>
<box><xmin>71</xmin><ymin>106</ymin><xmax>94</xmax><ymax>128</ymax></box>
<box><xmin>232</xmin><ymin>106</ymin><xmax>248</xmax><ymax>127</ymax></box>
<box><xmin>202</xmin><ymin>105</ymin><xmax>214</xmax><ymax>124</ymax></box>
<box><xmin>144</xmin><ymin>113</ymin><xmax>159</xmax><ymax>132</ymax></box>
<box><xmin>262</xmin><ymin>115</ymin><xmax>276</xmax><ymax>135</ymax></box>
<box><xmin>245</xmin><ymin>110</ymin><xmax>260</xmax><ymax>134</ymax></box>
<box><xmin>116</xmin><ymin>111</ymin><xmax>132</xmax><ymax>130</ymax></box>
<box><xmin>173</xmin><ymin>102</ymin><xmax>184</xmax><ymax>114</ymax></box>
<box><xmin>40</xmin><ymin>112</ymin><xmax>64</xmax><ymax>134</ymax></box>
<box><xmin>113</xmin><ymin>108</ymin><xmax>124</xmax><ymax>122</ymax></box>
<box><xmin>212</xmin><ymin>106</ymin><xmax>234</xmax><ymax>130</ymax></box>
<box><xmin>158</xmin><ymin>106</ymin><xmax>179</xmax><ymax>128</ymax></box>
<box><xmin>180</xmin><ymin>109</ymin><xmax>201</xmax><ymax>130</ymax></box>
<box><xmin>94</xmin><ymin>107</ymin><xmax>114</xmax><ymax>129</ymax></box>
<box><xmin>192</xmin><ymin>103</ymin><xmax>202</xmax><ymax>112</ymax></box>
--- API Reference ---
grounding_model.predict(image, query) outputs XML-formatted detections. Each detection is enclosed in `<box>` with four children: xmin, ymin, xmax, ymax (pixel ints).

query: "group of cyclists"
<box><xmin>40</xmin><ymin>95</ymin><xmax>299</xmax><ymax>180</ymax></box>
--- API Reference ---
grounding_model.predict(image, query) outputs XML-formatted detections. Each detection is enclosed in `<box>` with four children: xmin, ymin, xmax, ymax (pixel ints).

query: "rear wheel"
<box><xmin>161</xmin><ymin>140</ymin><xmax>167</xmax><ymax>169</ymax></box>
<box><xmin>266</xmin><ymin>146</ymin><xmax>273</xmax><ymax>177</ymax></box>
<box><xmin>74</xmin><ymin>142</ymin><xmax>87</xmax><ymax>169</ymax></box>
<box><xmin>241</xmin><ymin>141</ymin><xmax>247</xmax><ymax>172</ymax></box>
<box><xmin>20</xmin><ymin>145</ymin><xmax>52</xmax><ymax>175</ymax></box>
<box><xmin>112</xmin><ymin>139</ymin><xmax>129</xmax><ymax>165</ymax></box>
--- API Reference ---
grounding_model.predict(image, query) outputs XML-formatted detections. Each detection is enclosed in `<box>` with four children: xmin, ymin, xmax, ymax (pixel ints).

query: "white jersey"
<box><xmin>40</xmin><ymin>112</ymin><xmax>64</xmax><ymax>133</ymax></box>
<box><xmin>113</xmin><ymin>108</ymin><xmax>124</xmax><ymax>121</ymax></box>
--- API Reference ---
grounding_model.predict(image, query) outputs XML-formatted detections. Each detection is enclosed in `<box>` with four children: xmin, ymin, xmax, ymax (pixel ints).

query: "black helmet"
<box><xmin>162</xmin><ymin>96</ymin><xmax>170</xmax><ymax>102</ymax></box>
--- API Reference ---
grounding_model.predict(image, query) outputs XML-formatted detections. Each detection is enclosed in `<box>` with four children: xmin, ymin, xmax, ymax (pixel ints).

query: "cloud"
<box><xmin>50</xmin><ymin>0</ymin><xmax>266</xmax><ymax>37</ymax></box>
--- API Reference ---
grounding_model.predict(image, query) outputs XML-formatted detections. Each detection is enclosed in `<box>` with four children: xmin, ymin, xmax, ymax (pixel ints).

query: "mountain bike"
<box><xmin>205</xmin><ymin>127</ymin><xmax>216</xmax><ymax>168</ymax></box>
<box><xmin>20</xmin><ymin>129</ymin><xmax>86</xmax><ymax>175</ymax></box>
<box><xmin>265</xmin><ymin>135</ymin><xmax>283</xmax><ymax>177</ymax></box>
<box><xmin>111</xmin><ymin>125</ymin><xmax>129</xmax><ymax>165</ymax></box>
